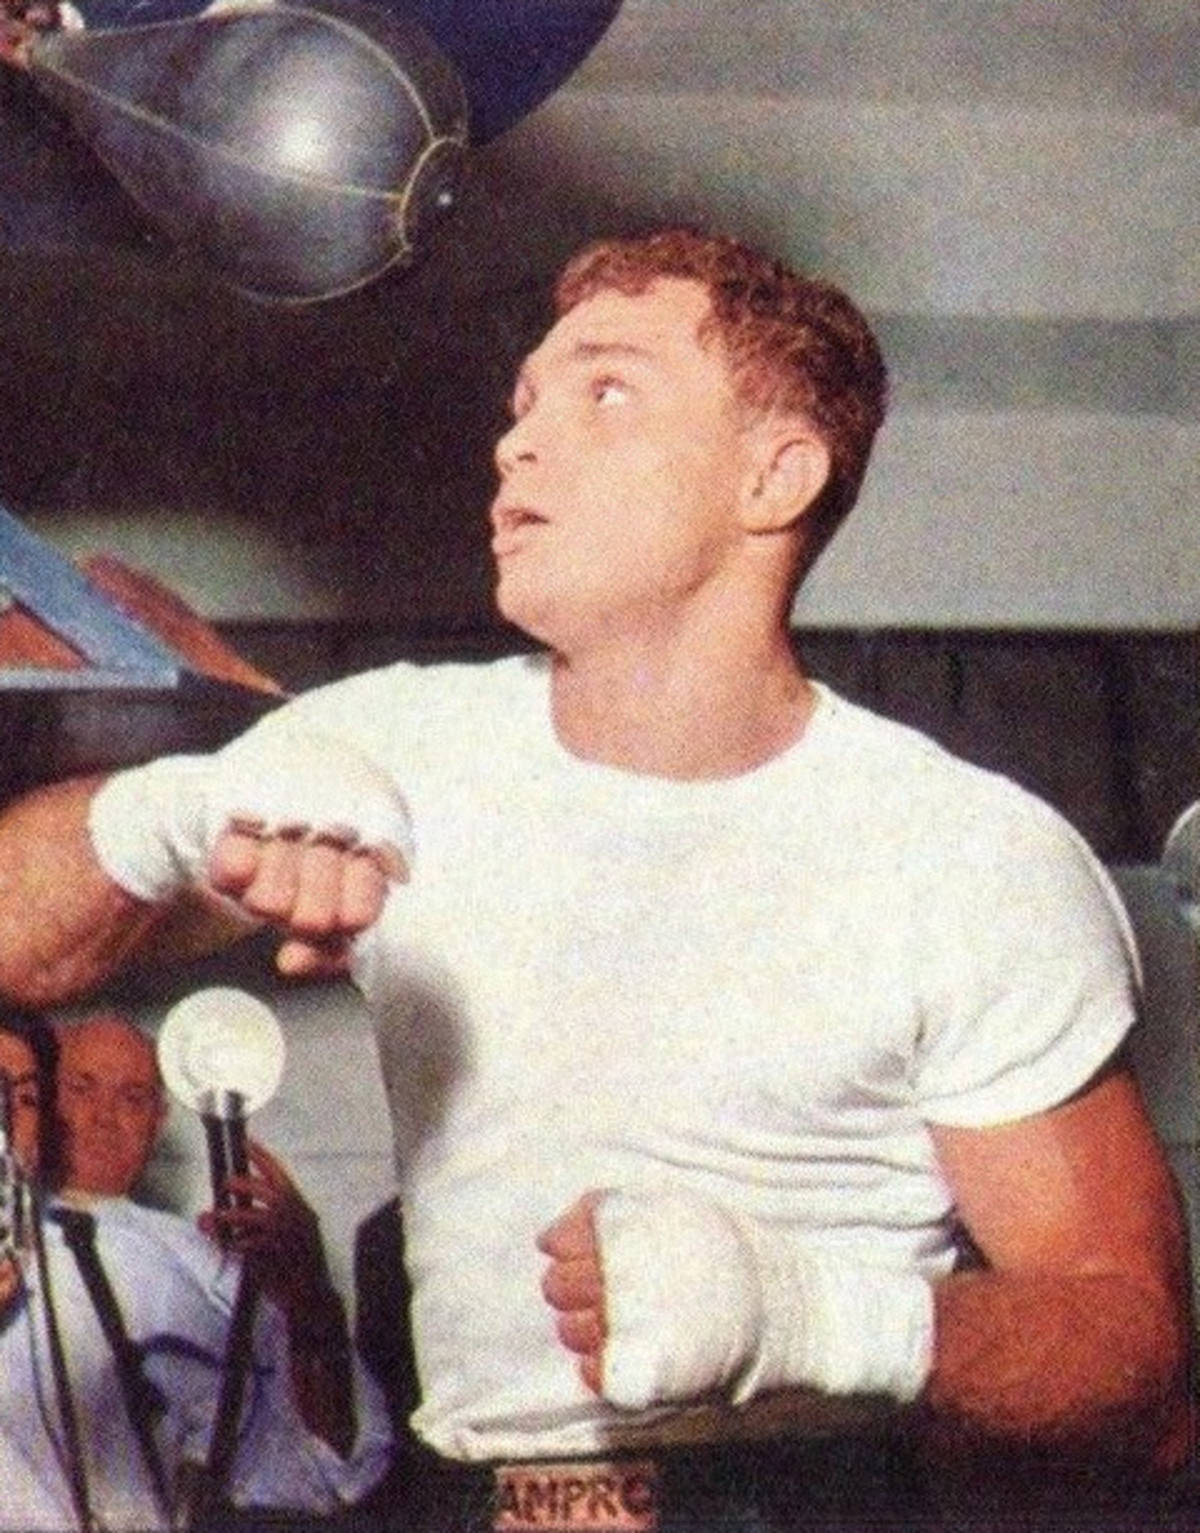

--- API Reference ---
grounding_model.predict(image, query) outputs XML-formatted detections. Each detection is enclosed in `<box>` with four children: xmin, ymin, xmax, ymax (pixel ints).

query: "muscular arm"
<box><xmin>0</xmin><ymin>776</ymin><xmax>165</xmax><ymax>1005</ymax></box>
<box><xmin>0</xmin><ymin>764</ymin><xmax>396</xmax><ymax>1006</ymax></box>
<box><xmin>542</xmin><ymin>1062</ymin><xmax>1191</xmax><ymax>1469</ymax></box>
<box><xmin>923</xmin><ymin>1060</ymin><xmax>1191</xmax><ymax>1467</ymax></box>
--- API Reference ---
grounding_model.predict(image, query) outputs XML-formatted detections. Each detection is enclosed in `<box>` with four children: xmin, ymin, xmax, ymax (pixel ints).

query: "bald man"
<box><xmin>56</xmin><ymin>1013</ymin><xmax>165</xmax><ymax>1200</ymax></box>
<box><xmin>0</xmin><ymin>1010</ymin><xmax>391</xmax><ymax>1530</ymax></box>
<box><xmin>55</xmin><ymin>1014</ymin><xmax>357</xmax><ymax>1362</ymax></box>
<box><xmin>48</xmin><ymin>1012</ymin><xmax>391</xmax><ymax>1514</ymax></box>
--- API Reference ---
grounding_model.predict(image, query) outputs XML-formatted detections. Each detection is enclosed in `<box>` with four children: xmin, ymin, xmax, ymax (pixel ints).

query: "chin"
<box><xmin>74</xmin><ymin>1157</ymin><xmax>133</xmax><ymax>1196</ymax></box>
<box><xmin>497</xmin><ymin>572</ymin><xmax>618</xmax><ymax>654</ymax></box>
<box><xmin>494</xmin><ymin>573</ymin><xmax>558</xmax><ymax>646</ymax></box>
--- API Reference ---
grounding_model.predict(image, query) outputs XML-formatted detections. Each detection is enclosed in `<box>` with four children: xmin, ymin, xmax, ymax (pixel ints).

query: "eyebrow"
<box><xmin>567</xmin><ymin>340</ymin><xmax>656</xmax><ymax>364</ymax></box>
<box><xmin>63</xmin><ymin>1068</ymin><xmax>158</xmax><ymax>1090</ymax></box>
<box><xmin>510</xmin><ymin>340</ymin><xmax>658</xmax><ymax>407</ymax></box>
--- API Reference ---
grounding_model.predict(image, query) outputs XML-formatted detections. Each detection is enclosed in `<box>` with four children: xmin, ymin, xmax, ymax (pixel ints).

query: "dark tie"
<box><xmin>50</xmin><ymin>1205</ymin><xmax>173</xmax><ymax>1520</ymax></box>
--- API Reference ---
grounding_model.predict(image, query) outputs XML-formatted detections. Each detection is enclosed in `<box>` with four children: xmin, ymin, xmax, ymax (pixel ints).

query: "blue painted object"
<box><xmin>0</xmin><ymin>502</ymin><xmax>183</xmax><ymax>689</ymax></box>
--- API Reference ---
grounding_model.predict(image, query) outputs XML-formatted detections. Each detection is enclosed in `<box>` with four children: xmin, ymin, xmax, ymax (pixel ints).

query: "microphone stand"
<box><xmin>0</xmin><ymin>1075</ymin><xmax>30</xmax><ymax>1266</ymax></box>
<box><xmin>2</xmin><ymin>1077</ymin><xmax>93</xmax><ymax>1533</ymax></box>
<box><xmin>184</xmin><ymin>1088</ymin><xmax>260</xmax><ymax>1528</ymax></box>
<box><xmin>29</xmin><ymin>1191</ymin><xmax>95</xmax><ymax>1533</ymax></box>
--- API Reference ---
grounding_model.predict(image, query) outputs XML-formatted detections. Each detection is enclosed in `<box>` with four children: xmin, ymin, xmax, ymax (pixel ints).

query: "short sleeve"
<box><xmin>912</xmin><ymin>794</ymin><xmax>1138</xmax><ymax>1128</ymax></box>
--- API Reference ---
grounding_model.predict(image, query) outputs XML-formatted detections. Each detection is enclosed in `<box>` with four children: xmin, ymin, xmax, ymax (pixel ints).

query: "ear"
<box><xmin>737</xmin><ymin>430</ymin><xmax>831</xmax><ymax>535</ymax></box>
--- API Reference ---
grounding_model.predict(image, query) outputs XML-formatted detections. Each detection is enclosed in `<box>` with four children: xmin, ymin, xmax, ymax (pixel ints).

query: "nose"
<box><xmin>90</xmin><ymin>1090</ymin><xmax>119</xmax><ymax>1129</ymax></box>
<box><xmin>494</xmin><ymin>413</ymin><xmax>537</xmax><ymax>478</ymax></box>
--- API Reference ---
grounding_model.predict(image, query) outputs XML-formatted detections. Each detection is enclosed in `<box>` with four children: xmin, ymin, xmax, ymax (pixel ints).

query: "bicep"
<box><xmin>930</xmin><ymin>1061</ymin><xmax>1188</xmax><ymax>1292</ymax></box>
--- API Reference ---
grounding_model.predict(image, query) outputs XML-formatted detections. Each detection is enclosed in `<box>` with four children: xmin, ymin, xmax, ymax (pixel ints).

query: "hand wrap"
<box><xmin>87</xmin><ymin>730</ymin><xmax>414</xmax><ymax>903</ymax></box>
<box><xmin>594</xmin><ymin>1188</ymin><xmax>933</xmax><ymax>1413</ymax></box>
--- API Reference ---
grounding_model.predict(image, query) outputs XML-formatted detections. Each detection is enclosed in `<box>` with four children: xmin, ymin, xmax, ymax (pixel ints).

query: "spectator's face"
<box><xmin>0</xmin><ymin>1033</ymin><xmax>41</xmax><ymax>1176</ymax></box>
<box><xmin>57</xmin><ymin>1020</ymin><xmax>165</xmax><ymax>1196</ymax></box>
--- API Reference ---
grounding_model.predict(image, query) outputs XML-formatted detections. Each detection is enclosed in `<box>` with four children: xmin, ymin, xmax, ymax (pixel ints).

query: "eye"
<box><xmin>591</xmin><ymin>375</ymin><xmax>629</xmax><ymax>406</ymax></box>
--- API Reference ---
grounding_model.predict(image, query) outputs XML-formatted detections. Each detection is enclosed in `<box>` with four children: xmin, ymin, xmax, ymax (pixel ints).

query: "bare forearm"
<box><xmin>0</xmin><ymin>775</ymin><xmax>164</xmax><ymax>1004</ymax></box>
<box><xmin>924</xmin><ymin>1268</ymin><xmax>1189</xmax><ymax>1464</ymax></box>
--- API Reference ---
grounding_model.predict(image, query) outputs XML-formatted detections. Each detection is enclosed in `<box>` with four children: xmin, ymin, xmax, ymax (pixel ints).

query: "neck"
<box><xmin>549</xmin><ymin>620</ymin><xmax>813</xmax><ymax>780</ymax></box>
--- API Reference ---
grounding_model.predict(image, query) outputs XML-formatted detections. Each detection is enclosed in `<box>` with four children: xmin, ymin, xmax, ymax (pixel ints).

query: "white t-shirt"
<box><xmin>252</xmin><ymin>654</ymin><xmax>1137</xmax><ymax>1461</ymax></box>
<box><xmin>0</xmin><ymin>1197</ymin><xmax>391</xmax><ymax>1530</ymax></box>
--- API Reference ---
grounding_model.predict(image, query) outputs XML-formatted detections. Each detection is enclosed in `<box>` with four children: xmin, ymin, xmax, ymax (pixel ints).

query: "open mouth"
<box><xmin>491</xmin><ymin>504</ymin><xmax>549</xmax><ymax>554</ymax></box>
<box><xmin>495</xmin><ymin>504</ymin><xmax>546</xmax><ymax>528</ymax></box>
